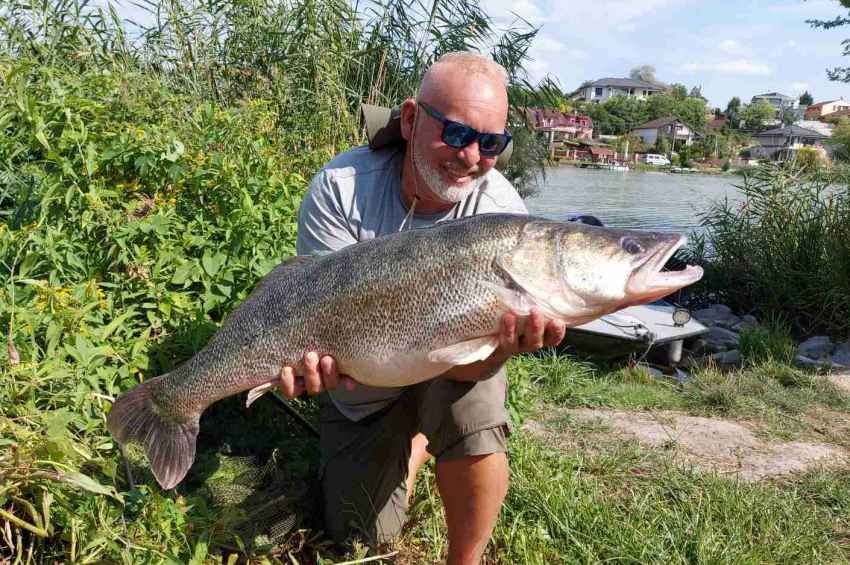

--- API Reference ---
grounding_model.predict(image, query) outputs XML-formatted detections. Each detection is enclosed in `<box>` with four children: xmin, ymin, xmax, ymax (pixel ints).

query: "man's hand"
<box><xmin>498</xmin><ymin>309</ymin><xmax>566</xmax><ymax>355</ymax></box>
<box><xmin>278</xmin><ymin>352</ymin><xmax>357</xmax><ymax>399</ymax></box>
<box><xmin>443</xmin><ymin>309</ymin><xmax>567</xmax><ymax>383</ymax></box>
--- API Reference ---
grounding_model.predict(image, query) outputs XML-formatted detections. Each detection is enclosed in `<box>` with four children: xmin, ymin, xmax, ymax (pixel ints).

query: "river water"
<box><xmin>525</xmin><ymin>166</ymin><xmax>746</xmax><ymax>235</ymax></box>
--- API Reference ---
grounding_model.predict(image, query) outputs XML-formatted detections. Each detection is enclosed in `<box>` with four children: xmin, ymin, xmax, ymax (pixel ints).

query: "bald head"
<box><xmin>417</xmin><ymin>52</ymin><xmax>509</xmax><ymax>113</ymax></box>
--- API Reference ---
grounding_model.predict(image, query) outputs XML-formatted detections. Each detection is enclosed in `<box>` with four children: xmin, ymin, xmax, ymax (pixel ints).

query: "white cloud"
<box><xmin>790</xmin><ymin>81</ymin><xmax>810</xmax><ymax>93</ymax></box>
<box><xmin>718</xmin><ymin>39</ymin><xmax>741</xmax><ymax>54</ymax></box>
<box><xmin>681</xmin><ymin>59</ymin><xmax>772</xmax><ymax>76</ymax></box>
<box><xmin>481</xmin><ymin>0</ymin><xmax>547</xmax><ymax>25</ymax></box>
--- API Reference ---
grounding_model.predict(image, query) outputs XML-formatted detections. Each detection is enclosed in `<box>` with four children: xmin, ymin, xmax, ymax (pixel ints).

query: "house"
<box><xmin>630</xmin><ymin>116</ymin><xmax>695</xmax><ymax>147</ymax></box>
<box><xmin>750</xmin><ymin>92</ymin><xmax>797</xmax><ymax>122</ymax></box>
<box><xmin>706</xmin><ymin>116</ymin><xmax>728</xmax><ymax>131</ymax></box>
<box><xmin>818</xmin><ymin>108</ymin><xmax>850</xmax><ymax>123</ymax></box>
<box><xmin>804</xmin><ymin>99</ymin><xmax>850</xmax><ymax>120</ymax></box>
<box><xmin>574</xmin><ymin>77</ymin><xmax>663</xmax><ymax>103</ymax></box>
<box><xmin>525</xmin><ymin>108</ymin><xmax>593</xmax><ymax>141</ymax></box>
<box><xmin>792</xmin><ymin>120</ymin><xmax>834</xmax><ymax>137</ymax></box>
<box><xmin>746</xmin><ymin>124</ymin><xmax>827</xmax><ymax>160</ymax></box>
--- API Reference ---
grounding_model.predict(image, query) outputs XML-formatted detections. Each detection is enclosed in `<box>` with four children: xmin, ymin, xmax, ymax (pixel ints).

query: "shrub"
<box><xmin>687</xmin><ymin>162</ymin><xmax>850</xmax><ymax>337</ymax></box>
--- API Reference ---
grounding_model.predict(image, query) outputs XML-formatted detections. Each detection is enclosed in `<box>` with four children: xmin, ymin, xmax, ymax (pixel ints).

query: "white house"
<box><xmin>750</xmin><ymin>92</ymin><xmax>797</xmax><ymax>122</ymax></box>
<box><xmin>804</xmin><ymin>99</ymin><xmax>850</xmax><ymax>120</ymax></box>
<box><xmin>575</xmin><ymin>77</ymin><xmax>663</xmax><ymax>103</ymax></box>
<box><xmin>630</xmin><ymin>117</ymin><xmax>695</xmax><ymax>147</ymax></box>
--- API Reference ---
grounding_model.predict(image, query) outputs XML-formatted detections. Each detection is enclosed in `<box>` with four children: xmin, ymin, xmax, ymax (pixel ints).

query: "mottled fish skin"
<box><xmin>107</xmin><ymin>213</ymin><xmax>703</xmax><ymax>489</ymax></box>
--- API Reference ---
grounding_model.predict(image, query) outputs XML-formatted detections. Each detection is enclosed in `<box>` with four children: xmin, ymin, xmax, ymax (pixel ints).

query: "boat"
<box><xmin>561</xmin><ymin>300</ymin><xmax>708</xmax><ymax>364</ymax></box>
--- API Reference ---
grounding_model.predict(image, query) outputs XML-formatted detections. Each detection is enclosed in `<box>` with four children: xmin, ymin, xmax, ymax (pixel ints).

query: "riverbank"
<box><xmin>557</xmin><ymin>159</ymin><xmax>749</xmax><ymax>176</ymax></box>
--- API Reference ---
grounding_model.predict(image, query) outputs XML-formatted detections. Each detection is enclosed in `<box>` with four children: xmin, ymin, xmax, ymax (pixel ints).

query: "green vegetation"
<box><xmin>0</xmin><ymin>0</ymin><xmax>551</xmax><ymax>560</ymax></box>
<box><xmin>740</xmin><ymin>100</ymin><xmax>776</xmax><ymax>130</ymax></box>
<box><xmin>686</xmin><ymin>163</ymin><xmax>850</xmax><ymax>337</ymax></box>
<box><xmin>580</xmin><ymin>91</ymin><xmax>709</xmax><ymax>137</ymax></box>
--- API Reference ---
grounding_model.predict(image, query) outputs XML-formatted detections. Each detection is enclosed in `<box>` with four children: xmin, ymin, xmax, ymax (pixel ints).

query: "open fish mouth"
<box><xmin>627</xmin><ymin>234</ymin><xmax>703</xmax><ymax>298</ymax></box>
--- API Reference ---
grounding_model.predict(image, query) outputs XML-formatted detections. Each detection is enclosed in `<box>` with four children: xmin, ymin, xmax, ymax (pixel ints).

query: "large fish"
<box><xmin>107</xmin><ymin>214</ymin><xmax>703</xmax><ymax>488</ymax></box>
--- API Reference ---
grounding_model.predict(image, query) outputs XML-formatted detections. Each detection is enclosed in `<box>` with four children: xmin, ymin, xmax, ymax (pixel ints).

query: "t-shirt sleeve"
<box><xmin>474</xmin><ymin>170</ymin><xmax>529</xmax><ymax>215</ymax></box>
<box><xmin>296</xmin><ymin>170</ymin><xmax>358</xmax><ymax>256</ymax></box>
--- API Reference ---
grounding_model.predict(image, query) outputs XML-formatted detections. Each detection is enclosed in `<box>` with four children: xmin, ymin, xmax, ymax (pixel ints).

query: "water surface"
<box><xmin>526</xmin><ymin>166</ymin><xmax>746</xmax><ymax>234</ymax></box>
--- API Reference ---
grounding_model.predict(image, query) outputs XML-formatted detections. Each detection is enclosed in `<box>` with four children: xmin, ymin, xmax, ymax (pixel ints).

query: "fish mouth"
<box><xmin>626</xmin><ymin>234</ymin><xmax>704</xmax><ymax>300</ymax></box>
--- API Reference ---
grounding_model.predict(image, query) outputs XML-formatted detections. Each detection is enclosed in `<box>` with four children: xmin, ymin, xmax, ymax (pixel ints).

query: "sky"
<box><xmin>481</xmin><ymin>0</ymin><xmax>850</xmax><ymax>108</ymax></box>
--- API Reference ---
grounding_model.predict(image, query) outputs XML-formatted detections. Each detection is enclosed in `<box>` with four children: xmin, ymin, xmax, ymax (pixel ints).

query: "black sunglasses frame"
<box><xmin>417</xmin><ymin>101</ymin><xmax>512</xmax><ymax>157</ymax></box>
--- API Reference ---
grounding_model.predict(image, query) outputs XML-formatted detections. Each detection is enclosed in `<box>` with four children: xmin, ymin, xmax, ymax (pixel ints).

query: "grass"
<box><xmin>391</xmin><ymin>353</ymin><xmax>850</xmax><ymax>564</ymax></box>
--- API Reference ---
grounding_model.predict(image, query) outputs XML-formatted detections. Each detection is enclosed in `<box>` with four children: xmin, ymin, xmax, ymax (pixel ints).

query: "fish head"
<box><xmin>554</xmin><ymin>224</ymin><xmax>704</xmax><ymax>311</ymax></box>
<box><xmin>497</xmin><ymin>220</ymin><xmax>703</xmax><ymax>324</ymax></box>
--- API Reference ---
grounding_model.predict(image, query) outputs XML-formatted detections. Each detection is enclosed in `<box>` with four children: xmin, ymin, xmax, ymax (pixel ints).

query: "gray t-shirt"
<box><xmin>296</xmin><ymin>145</ymin><xmax>527</xmax><ymax>421</ymax></box>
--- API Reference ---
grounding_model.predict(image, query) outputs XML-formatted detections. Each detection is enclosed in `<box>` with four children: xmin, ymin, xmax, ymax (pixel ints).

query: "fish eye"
<box><xmin>620</xmin><ymin>237</ymin><xmax>644</xmax><ymax>255</ymax></box>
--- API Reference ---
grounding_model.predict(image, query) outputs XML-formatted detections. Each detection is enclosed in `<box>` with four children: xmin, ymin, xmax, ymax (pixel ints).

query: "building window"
<box><xmin>594</xmin><ymin>87</ymin><xmax>603</xmax><ymax>97</ymax></box>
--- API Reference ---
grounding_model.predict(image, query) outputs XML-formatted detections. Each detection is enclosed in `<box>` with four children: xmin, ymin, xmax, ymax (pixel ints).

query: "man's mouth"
<box><xmin>444</xmin><ymin>166</ymin><xmax>478</xmax><ymax>183</ymax></box>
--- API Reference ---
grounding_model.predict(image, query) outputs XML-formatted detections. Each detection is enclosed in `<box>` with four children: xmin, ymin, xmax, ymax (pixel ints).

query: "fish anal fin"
<box><xmin>246</xmin><ymin>381</ymin><xmax>278</xmax><ymax>407</ymax></box>
<box><xmin>428</xmin><ymin>336</ymin><xmax>499</xmax><ymax>365</ymax></box>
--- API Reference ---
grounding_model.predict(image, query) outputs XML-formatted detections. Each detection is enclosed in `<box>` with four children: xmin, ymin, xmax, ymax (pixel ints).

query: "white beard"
<box><xmin>413</xmin><ymin>142</ymin><xmax>486</xmax><ymax>203</ymax></box>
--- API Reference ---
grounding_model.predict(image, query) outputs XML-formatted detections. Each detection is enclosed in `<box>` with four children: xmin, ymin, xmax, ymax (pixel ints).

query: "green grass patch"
<box><xmin>403</xmin><ymin>433</ymin><xmax>850</xmax><ymax>564</ymax></box>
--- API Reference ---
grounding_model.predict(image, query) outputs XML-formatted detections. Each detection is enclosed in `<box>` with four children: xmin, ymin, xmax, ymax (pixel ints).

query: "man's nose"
<box><xmin>457</xmin><ymin>140</ymin><xmax>481</xmax><ymax>167</ymax></box>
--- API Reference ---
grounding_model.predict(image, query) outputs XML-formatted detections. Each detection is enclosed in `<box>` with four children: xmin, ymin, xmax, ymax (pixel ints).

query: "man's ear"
<box><xmin>400</xmin><ymin>98</ymin><xmax>417</xmax><ymax>141</ymax></box>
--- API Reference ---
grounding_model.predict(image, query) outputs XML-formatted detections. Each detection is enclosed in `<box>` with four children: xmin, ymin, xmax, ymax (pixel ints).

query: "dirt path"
<box><xmin>526</xmin><ymin>407</ymin><xmax>848</xmax><ymax>481</ymax></box>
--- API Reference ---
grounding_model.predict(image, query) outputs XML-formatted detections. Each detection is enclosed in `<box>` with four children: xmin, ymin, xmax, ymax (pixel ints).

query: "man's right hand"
<box><xmin>278</xmin><ymin>352</ymin><xmax>357</xmax><ymax>398</ymax></box>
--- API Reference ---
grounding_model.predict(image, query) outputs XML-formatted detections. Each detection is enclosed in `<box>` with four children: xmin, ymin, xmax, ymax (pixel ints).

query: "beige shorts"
<box><xmin>318</xmin><ymin>369</ymin><xmax>510</xmax><ymax>545</ymax></box>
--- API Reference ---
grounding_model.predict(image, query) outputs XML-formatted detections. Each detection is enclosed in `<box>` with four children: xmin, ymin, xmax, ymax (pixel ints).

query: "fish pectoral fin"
<box><xmin>246</xmin><ymin>381</ymin><xmax>279</xmax><ymax>408</ymax></box>
<box><xmin>427</xmin><ymin>336</ymin><xmax>500</xmax><ymax>365</ymax></box>
<box><xmin>483</xmin><ymin>281</ymin><xmax>536</xmax><ymax>315</ymax></box>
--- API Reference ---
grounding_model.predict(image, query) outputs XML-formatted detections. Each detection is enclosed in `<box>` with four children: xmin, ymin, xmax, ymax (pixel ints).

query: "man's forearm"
<box><xmin>441</xmin><ymin>348</ymin><xmax>511</xmax><ymax>382</ymax></box>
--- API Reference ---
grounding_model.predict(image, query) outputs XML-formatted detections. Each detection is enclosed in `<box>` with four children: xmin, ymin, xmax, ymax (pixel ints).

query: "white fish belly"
<box><xmin>340</xmin><ymin>350</ymin><xmax>455</xmax><ymax>387</ymax></box>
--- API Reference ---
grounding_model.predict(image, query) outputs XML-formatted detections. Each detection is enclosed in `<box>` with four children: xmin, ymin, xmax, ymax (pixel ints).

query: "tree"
<box><xmin>799</xmin><ymin>90</ymin><xmax>814</xmax><ymax>106</ymax></box>
<box><xmin>829</xmin><ymin>117</ymin><xmax>850</xmax><ymax>161</ymax></box>
<box><xmin>689</xmin><ymin>86</ymin><xmax>706</xmax><ymax>100</ymax></box>
<box><xmin>670</xmin><ymin>83</ymin><xmax>689</xmax><ymax>99</ymax></box>
<box><xmin>781</xmin><ymin>108</ymin><xmax>796</xmax><ymax>126</ymax></box>
<box><xmin>629</xmin><ymin>64</ymin><xmax>659</xmax><ymax>84</ymax></box>
<box><xmin>807</xmin><ymin>0</ymin><xmax>850</xmax><ymax>81</ymax></box>
<box><xmin>740</xmin><ymin>101</ymin><xmax>775</xmax><ymax>130</ymax></box>
<box><xmin>600</xmin><ymin>95</ymin><xmax>650</xmax><ymax>133</ymax></box>
<box><xmin>725</xmin><ymin>96</ymin><xmax>742</xmax><ymax>128</ymax></box>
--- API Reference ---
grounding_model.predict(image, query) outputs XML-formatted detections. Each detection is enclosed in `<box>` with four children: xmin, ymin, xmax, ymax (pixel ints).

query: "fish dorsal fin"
<box><xmin>428</xmin><ymin>336</ymin><xmax>500</xmax><ymax>365</ymax></box>
<box><xmin>496</xmin><ymin>222</ymin><xmax>582</xmax><ymax>316</ymax></box>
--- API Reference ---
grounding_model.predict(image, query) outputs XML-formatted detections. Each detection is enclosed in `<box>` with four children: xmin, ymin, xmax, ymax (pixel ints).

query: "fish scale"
<box><xmin>107</xmin><ymin>213</ymin><xmax>703</xmax><ymax>489</ymax></box>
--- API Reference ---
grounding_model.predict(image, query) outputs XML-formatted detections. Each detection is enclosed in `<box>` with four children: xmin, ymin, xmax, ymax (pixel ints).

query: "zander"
<box><xmin>108</xmin><ymin>214</ymin><xmax>703</xmax><ymax>489</ymax></box>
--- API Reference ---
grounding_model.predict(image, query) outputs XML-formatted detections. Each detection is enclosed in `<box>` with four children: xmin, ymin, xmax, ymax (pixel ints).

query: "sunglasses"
<box><xmin>417</xmin><ymin>101</ymin><xmax>512</xmax><ymax>157</ymax></box>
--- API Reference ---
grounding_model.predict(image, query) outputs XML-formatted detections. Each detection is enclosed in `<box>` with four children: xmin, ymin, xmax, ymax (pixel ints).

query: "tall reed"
<box><xmin>687</xmin><ymin>163</ymin><xmax>850</xmax><ymax>337</ymax></box>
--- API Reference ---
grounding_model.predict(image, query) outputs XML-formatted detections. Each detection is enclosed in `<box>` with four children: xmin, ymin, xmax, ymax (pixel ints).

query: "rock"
<box><xmin>794</xmin><ymin>355</ymin><xmax>818</xmax><ymax>368</ymax></box>
<box><xmin>692</xmin><ymin>305</ymin><xmax>740</xmax><ymax>329</ymax></box>
<box><xmin>797</xmin><ymin>336</ymin><xmax>834</xmax><ymax>361</ymax></box>
<box><xmin>830</xmin><ymin>341</ymin><xmax>850</xmax><ymax>367</ymax></box>
<box><xmin>687</xmin><ymin>338</ymin><xmax>710</xmax><ymax>357</ymax></box>
<box><xmin>733</xmin><ymin>315</ymin><xmax>759</xmax><ymax>332</ymax></box>
<box><xmin>711</xmin><ymin>349</ymin><xmax>742</xmax><ymax>366</ymax></box>
<box><xmin>709</xmin><ymin>304</ymin><xmax>732</xmax><ymax>314</ymax></box>
<box><xmin>704</xmin><ymin>327</ymin><xmax>739</xmax><ymax>352</ymax></box>
<box><xmin>714</xmin><ymin>315</ymin><xmax>743</xmax><ymax>330</ymax></box>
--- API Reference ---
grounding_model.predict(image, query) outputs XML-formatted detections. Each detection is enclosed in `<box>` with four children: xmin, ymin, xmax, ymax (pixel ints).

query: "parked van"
<box><xmin>645</xmin><ymin>154</ymin><xmax>671</xmax><ymax>166</ymax></box>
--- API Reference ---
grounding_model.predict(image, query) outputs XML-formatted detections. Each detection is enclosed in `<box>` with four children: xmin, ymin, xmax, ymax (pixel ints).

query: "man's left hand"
<box><xmin>442</xmin><ymin>309</ymin><xmax>566</xmax><ymax>383</ymax></box>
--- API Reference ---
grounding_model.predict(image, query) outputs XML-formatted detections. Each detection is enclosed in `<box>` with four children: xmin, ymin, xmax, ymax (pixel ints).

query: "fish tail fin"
<box><xmin>107</xmin><ymin>374</ymin><xmax>199</xmax><ymax>490</ymax></box>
